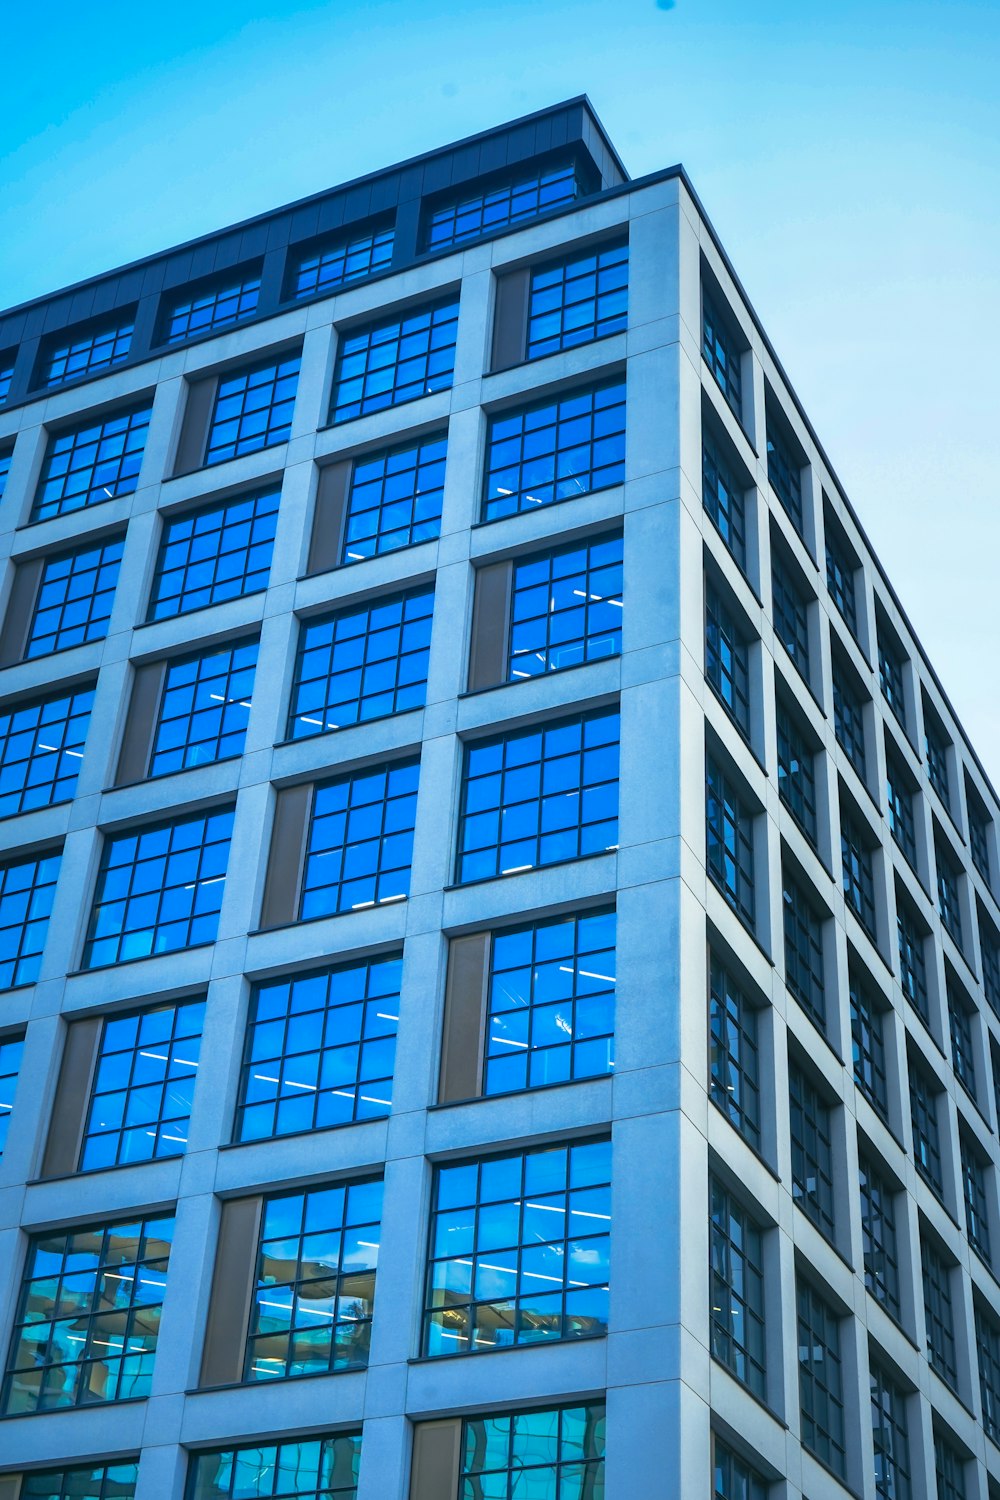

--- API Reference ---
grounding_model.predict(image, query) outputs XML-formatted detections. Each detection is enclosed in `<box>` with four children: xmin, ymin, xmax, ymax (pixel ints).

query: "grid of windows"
<box><xmin>948</xmin><ymin>986</ymin><xmax>977</xmax><ymax>1099</ymax></box>
<box><xmin>25</xmin><ymin>536</ymin><xmax>124</xmax><ymax>659</ymax></box>
<box><xmin>205</xmin><ymin>354</ymin><xmax>300</xmax><ymax>465</ymax></box>
<box><xmin>458</xmin><ymin>1403</ymin><xmax>606</xmax><ymax>1500</ymax></box>
<box><xmin>705</xmin><ymin>580</ymin><xmax>751</xmax><ymax>737</ymax></box>
<box><xmin>80</xmin><ymin>999</ymin><xmax>204</xmax><ymax>1170</ymax></box>
<box><xmin>482</xmin><ymin>379</ymin><xmax>626</xmax><ymax>522</ymax></box>
<box><xmin>703</xmin><ymin>435</ymin><xmax>747</xmax><ymax>568</ymax></box>
<box><xmin>0</xmin><ymin>683</ymin><xmax>93</xmax><ymax>818</ymax></box>
<box><xmin>186</xmin><ymin>1435</ymin><xmax>362</xmax><ymax>1500</ymax></box>
<box><xmin>147</xmin><ymin>488</ymin><xmax>279</xmax><ymax>620</ymax></box>
<box><xmin>782</xmin><ymin>869</ymin><xmax>826</xmax><ymax>1031</ymax></box>
<box><xmin>509</xmin><ymin>533</ymin><xmax>623</xmax><ymax>680</ymax></box>
<box><xmin>425</xmin><ymin>160</ymin><xmax>580</xmax><ymax>249</ymax></box>
<box><xmin>833</xmin><ymin>664</ymin><xmax>868</xmax><ymax>781</ymax></box>
<box><xmin>909</xmin><ymin>1060</ymin><xmax>943</xmax><ymax>1197</ymax></box>
<box><xmin>879</xmin><ymin>635</ymin><xmax>907</xmax><ymax>729</ymax></box>
<box><xmin>861</xmin><ymin>1157</ymin><xmax>901</xmax><ymax>1320</ymax></box>
<box><xmin>423</xmin><ymin>1137</ymin><xmax>611</xmax><ymax>1356</ymax></box>
<box><xmin>340</xmin><ymin>434</ymin><xmax>446</xmax><ymax>563</ymax></box>
<box><xmin>851</xmin><ymin>974</ymin><xmax>889</xmax><ymax>1119</ymax></box>
<box><xmin>526</xmin><ymin>240</ymin><xmax>628</xmax><ymax>359</ymax></box>
<box><xmin>83</xmin><ymin>807</ymin><xmax>234</xmax><ymax>968</ymax></box>
<box><xmin>163</xmin><ymin>273</ymin><xmax>260</xmax><ymax>343</ymax></box>
<box><xmin>935</xmin><ymin>1435</ymin><xmax>967</xmax><ymax>1500</ymax></box>
<box><xmin>457</xmin><ymin>709</ymin><xmax>619</xmax><ymax>884</ymax></box>
<box><xmin>771</xmin><ymin>554</ymin><xmax>810</xmax><ymax>681</ymax></box>
<box><xmin>960</xmin><ymin>1132</ymin><xmax>991</xmax><ymax>1262</ymax></box>
<box><xmin>713</xmin><ymin>1439</ymin><xmax>767</xmax><ymax>1500</ymax></box>
<box><xmin>702</xmin><ymin>289</ymin><xmax>743</xmax><ymax>417</ymax></box>
<box><xmin>776</xmin><ymin>702</ymin><xmax>817</xmax><ymax>843</ymax></box>
<box><xmin>289</xmin><ymin>222</ymin><xmax>394</xmax><ymax>299</ymax></box>
<box><xmin>33</xmin><ymin>404</ymin><xmax>151</xmax><ymax>523</ymax></box>
<box><xmin>897</xmin><ymin>897</ymin><xmax>929</xmax><ymax>1023</ymax></box>
<box><xmin>300</xmin><ymin>760</ymin><xmax>418</xmax><ymax>919</ymax></box>
<box><xmin>937</xmin><ymin>839</ymin><xmax>964</xmax><ymax>944</ymax></box>
<box><xmin>796</xmin><ymin>1278</ymin><xmax>846</xmax><ymax>1478</ymax></box>
<box><xmin>925</xmin><ymin>715</ymin><xmax>951</xmax><ymax>809</ymax></box>
<box><xmin>0</xmin><ymin>849</ymin><xmax>60</xmax><ymax>988</ymax></box>
<box><xmin>0</xmin><ymin>358</ymin><xmax>13</xmax><ymax>404</ymax></box>
<box><xmin>706</xmin><ymin>755</ymin><xmax>755</xmax><ymax>927</ymax></box>
<box><xmin>842</xmin><ymin>805</ymin><xmax>877</xmax><ymax>937</ymax></box>
<box><xmin>149</xmin><ymin>640</ymin><xmax>257</xmax><ymax>777</ymax></box>
<box><xmin>766</xmin><ymin>420</ymin><xmax>803</xmax><ymax>534</ymax></box>
<box><xmin>976</xmin><ymin>1302</ymin><xmax>1000</xmax><ymax>1445</ymax></box>
<box><xmin>288</xmin><ymin>588</ymin><xmax>432</xmax><ymax>740</ymax></box>
<box><xmin>826</xmin><ymin>532</ymin><xmax>858</xmax><ymax>638</ymax></box>
<box><xmin>246</xmin><ymin>1180</ymin><xmax>382</xmax><ymax>1382</ymax></box>
<box><xmin>329</xmin><ymin>298</ymin><xmax>458</xmax><ymax>423</ymax></box>
<box><xmin>236</xmin><ymin>954</ymin><xmax>400</xmax><ymax>1140</ymax></box>
<box><xmin>2</xmin><ymin>1213</ymin><xmax>173</xmax><ymax>1413</ymax></box>
<box><xmin>484</xmin><ymin>909</ymin><xmax>616</xmax><ymax>1095</ymax></box>
<box><xmin>709</xmin><ymin>956</ymin><xmax>761</xmax><ymax>1150</ymax></box>
<box><xmin>42</xmin><ymin>319</ymin><xmax>133</xmax><ymax>387</ymax></box>
<box><xmin>19</xmin><ymin>1461</ymin><xmax>139</xmax><ymax>1500</ymax></box>
<box><xmin>0</xmin><ymin>1033</ymin><xmax>24</xmax><ymax>1158</ymax></box>
<box><xmin>871</xmin><ymin>1360</ymin><xmax>911</xmax><ymax>1500</ymax></box>
<box><xmin>710</xmin><ymin>1176</ymin><xmax>766</xmax><ymax>1398</ymax></box>
<box><xmin>789</xmin><ymin>1063</ymin><xmax>835</xmax><ymax>1238</ymax></box>
<box><xmin>921</xmin><ymin>1235</ymin><xmax>958</xmax><ymax>1388</ymax></box>
<box><xmin>886</xmin><ymin>753</ymin><xmax>917</xmax><ymax>866</ymax></box>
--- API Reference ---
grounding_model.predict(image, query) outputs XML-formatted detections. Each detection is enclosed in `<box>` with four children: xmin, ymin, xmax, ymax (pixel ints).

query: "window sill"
<box><xmin>700</xmin><ymin>353</ymin><xmax>758</xmax><ymax>458</ymax></box>
<box><xmin>105</xmin><ymin>752</ymin><xmax>244</xmax><ymax>796</ymax></box>
<box><xmin>187</xmin><ymin>1365</ymin><xmax>367</xmax><ymax>1398</ymax></box>
<box><xmin>295</xmin><ymin>533</ymin><xmax>439</xmax><ymax>584</ymax></box>
<box><xmin>709</xmin><ymin>1101</ymin><xmax>781</xmax><ymax>1183</ymax></box>
<box><xmin>17</xmin><ymin>490</ymin><xmax>123</xmax><ymax>532</ymax></box>
<box><xmin>429</xmin><ymin>1072</ymin><xmax>614</xmax><ymax>1113</ymax></box>
<box><xmin>248</xmin><ymin>898</ymin><xmax>409</xmax><ymax>938</ymax></box>
<box><xmin>66</xmin><ymin>940</ymin><xmax>216</xmax><ymax>978</ymax></box>
<box><xmin>173</xmin><ymin>438</ymin><xmax>289</xmax><ymax>482</ymax></box>
<box><xmin>217</xmin><ymin>1113</ymin><xmax>389</xmax><ymax>1152</ymax></box>
<box><xmin>708</xmin><ymin>1355</ymin><xmax>785</xmax><ymax>1430</ymax></box>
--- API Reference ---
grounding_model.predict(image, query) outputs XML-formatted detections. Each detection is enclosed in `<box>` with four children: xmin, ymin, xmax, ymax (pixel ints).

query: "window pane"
<box><xmin>33</xmin><ymin>405</ymin><xmax>151</xmax><ymax>522</ymax></box>
<box><xmin>0</xmin><ymin>1033</ymin><xmax>25</xmax><ymax>1158</ymax></box>
<box><xmin>509</xmin><ymin>533</ymin><xmax>623</xmax><ymax>681</ymax></box>
<box><xmin>426</xmin><ymin>160</ymin><xmax>581</xmax><ymax>249</ymax></box>
<box><xmin>0</xmin><ymin>849</ymin><xmax>61</xmax><ymax>987</ymax></box>
<box><xmin>710</xmin><ymin>1176</ymin><xmax>766</xmax><ymax>1398</ymax></box>
<box><xmin>187</xmin><ymin>1433</ymin><xmax>362</xmax><ymax>1498</ymax></box>
<box><xmin>460</xmin><ymin>1402</ymin><xmax>606</xmax><ymax>1498</ymax></box>
<box><xmin>163</xmin><ymin>273</ymin><xmax>260</xmax><ymax>343</ymax></box>
<box><xmin>300</xmin><ymin>759</ymin><xmax>419</xmax><ymax>920</ymax></box>
<box><xmin>42</xmin><ymin>318</ymin><xmax>133</xmax><ymax>388</ymax></box>
<box><xmin>526</xmin><ymin>241</ymin><xmax>628</xmax><ymax>360</ymax></box>
<box><xmin>25</xmin><ymin>537</ymin><xmax>124</xmax><ymax>659</ymax></box>
<box><xmin>341</xmin><ymin>434</ymin><xmax>446</xmax><ymax>563</ymax></box>
<box><xmin>329</xmin><ymin>299</ymin><xmax>458</xmax><ymax>423</ymax></box>
<box><xmin>147</xmin><ymin>489</ymin><xmax>279</xmax><ymax>621</ymax></box>
<box><xmin>205</xmin><ymin>354</ymin><xmax>300</xmax><ymax>465</ymax></box>
<box><xmin>0</xmin><ymin>684</ymin><xmax>93</xmax><ymax>817</ymax></box>
<box><xmin>289</xmin><ymin>222</ymin><xmax>394</xmax><ymax>299</ymax></box>
<box><xmin>150</xmin><ymin>640</ymin><xmax>257</xmax><ymax>776</ymax></box>
<box><xmin>482</xmin><ymin>379</ymin><xmax>625</xmax><ymax>522</ymax></box>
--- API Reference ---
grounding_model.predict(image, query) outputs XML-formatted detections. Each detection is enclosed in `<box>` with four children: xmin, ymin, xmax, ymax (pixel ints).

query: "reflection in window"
<box><xmin>329</xmin><ymin>299</ymin><xmax>458</xmax><ymax>423</ymax></box>
<box><xmin>509</xmin><ymin>533</ymin><xmax>622</xmax><ymax>680</ymax></box>
<box><xmin>340</xmin><ymin>434</ymin><xmax>446</xmax><ymax>563</ymax></box>
<box><xmin>186</xmin><ymin>1435</ymin><xmax>361</xmax><ymax>1500</ymax></box>
<box><xmin>289</xmin><ymin>222</ymin><xmax>394</xmax><ymax>299</ymax></box>
<box><xmin>150</xmin><ymin>640</ymin><xmax>257</xmax><ymax>776</ymax></box>
<box><xmin>300</xmin><ymin>761</ymin><xmax>418</xmax><ymax>919</ymax></box>
<box><xmin>33</xmin><ymin>405</ymin><xmax>151</xmax><ymax>522</ymax></box>
<box><xmin>25</xmin><ymin>537</ymin><xmax>124</xmax><ymax>659</ymax></box>
<box><xmin>147</xmin><ymin>489</ymin><xmax>279</xmax><ymax>621</ymax></box>
<box><xmin>0</xmin><ymin>1033</ymin><xmax>24</xmax><ymax>1158</ymax></box>
<box><xmin>425</xmin><ymin>161</ymin><xmax>580</xmax><ymax>249</ymax></box>
<box><xmin>0</xmin><ymin>684</ymin><xmax>93</xmax><ymax>818</ymax></box>
<box><xmin>526</xmin><ymin>241</ymin><xmax>628</xmax><ymax>360</ymax></box>
<box><xmin>163</xmin><ymin>273</ymin><xmax>260</xmax><ymax>343</ymax></box>
<box><xmin>459</xmin><ymin>1403</ymin><xmax>605</xmax><ymax>1499</ymax></box>
<box><xmin>205</xmin><ymin>354</ymin><xmax>300</xmax><ymax>466</ymax></box>
<box><xmin>0</xmin><ymin>849</ymin><xmax>61</xmax><ymax>988</ymax></box>
<box><xmin>482</xmin><ymin>379</ymin><xmax>625</xmax><ymax>522</ymax></box>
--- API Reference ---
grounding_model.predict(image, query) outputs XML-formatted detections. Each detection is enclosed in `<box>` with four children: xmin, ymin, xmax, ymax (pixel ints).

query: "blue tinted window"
<box><xmin>186</xmin><ymin>1436</ymin><xmax>361</xmax><ymax>1499</ymax></box>
<box><xmin>32</xmin><ymin>404</ymin><xmax>151</xmax><ymax>522</ymax></box>
<box><xmin>83</xmin><ymin>807</ymin><xmax>234</xmax><ymax>969</ymax></box>
<box><xmin>0</xmin><ymin>684</ymin><xmax>93</xmax><ymax>817</ymax></box>
<box><xmin>25</xmin><ymin>537</ymin><xmax>124</xmax><ymax>659</ymax></box>
<box><xmin>163</xmin><ymin>273</ymin><xmax>260</xmax><ymax>343</ymax></box>
<box><xmin>0</xmin><ymin>850</ymin><xmax>60</xmax><ymax>988</ymax></box>
<box><xmin>42</xmin><ymin>318</ymin><xmax>133</xmax><ymax>388</ymax></box>
<box><xmin>205</xmin><ymin>354</ymin><xmax>300</xmax><ymax>465</ymax></box>
<box><xmin>340</xmin><ymin>434</ymin><xmax>446</xmax><ymax>563</ymax></box>
<box><xmin>483</xmin><ymin>380</ymin><xmax>625</xmax><ymax>522</ymax></box>
<box><xmin>705</xmin><ymin>580</ymin><xmax>750</xmax><ymax>737</ymax></box>
<box><xmin>706</xmin><ymin>756</ymin><xmax>755</xmax><ymax>928</ymax></box>
<box><xmin>147</xmin><ymin>489</ymin><xmax>279</xmax><ymax>620</ymax></box>
<box><xmin>0</xmin><ymin>445</ymin><xmax>11</xmax><ymax>500</ymax></box>
<box><xmin>703</xmin><ymin>436</ymin><xmax>747</xmax><ymax>568</ymax></box>
<box><xmin>237</xmin><ymin>954</ymin><xmax>400</xmax><ymax>1141</ymax></box>
<box><xmin>509</xmin><ymin>533</ymin><xmax>622</xmax><ymax>681</ymax></box>
<box><xmin>0</xmin><ymin>1033</ymin><xmax>24</xmax><ymax>1158</ymax></box>
<box><xmin>0</xmin><ymin>358</ymin><xmax>13</xmax><ymax>405</ymax></box>
<box><xmin>526</xmin><ymin>240</ymin><xmax>627</xmax><ymax>360</ymax></box>
<box><xmin>80</xmin><ymin>998</ymin><xmax>204</xmax><ymax>1170</ymax></box>
<box><xmin>772</xmin><ymin>554</ymin><xmax>811</xmax><ymax>683</ymax></box>
<box><xmin>702</xmin><ymin>289</ymin><xmax>743</xmax><ymax>418</ymax></box>
<box><xmin>878</xmin><ymin>632</ymin><xmax>907</xmax><ymax>729</ymax></box>
<box><xmin>289</xmin><ymin>222</ymin><xmax>394</xmax><ymax>300</ymax></box>
<box><xmin>460</xmin><ymin>1404</ymin><xmax>605</xmax><ymax>1498</ymax></box>
<box><xmin>149</xmin><ymin>639</ymin><xmax>257</xmax><ymax>777</ymax></box>
<box><xmin>425</xmin><ymin>161</ymin><xmax>580</xmax><ymax>249</ymax></box>
<box><xmin>329</xmin><ymin>298</ymin><xmax>458</xmax><ymax>423</ymax></box>
<box><xmin>301</xmin><ymin>760</ymin><xmax>419</xmax><ymax>920</ymax></box>
<box><xmin>21</xmin><ymin>1461</ymin><xmax>139</xmax><ymax>1499</ymax></box>
<box><xmin>766</xmin><ymin>418</ymin><xmax>803</xmax><ymax>534</ymax></box>
<box><xmin>485</xmin><ymin>909</ymin><xmax>615</xmax><ymax>1095</ymax></box>
<box><xmin>783</xmin><ymin>866</ymin><xmax>826</xmax><ymax>1032</ymax></box>
<box><xmin>288</xmin><ymin>586</ymin><xmax>432</xmax><ymax>740</ymax></box>
<box><xmin>457</xmin><ymin>708</ymin><xmax>620</xmax><ymax>884</ymax></box>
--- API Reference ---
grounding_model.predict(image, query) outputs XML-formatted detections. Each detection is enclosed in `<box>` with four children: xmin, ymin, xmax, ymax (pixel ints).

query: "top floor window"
<box><xmin>162</xmin><ymin>271</ymin><xmax>260</xmax><ymax>344</ymax></box>
<box><xmin>702</xmin><ymin>287</ymin><xmax>743</xmax><ymax>418</ymax></box>
<box><xmin>424</xmin><ymin>160</ymin><xmax>581</xmax><ymax>250</ymax></box>
<box><xmin>766</xmin><ymin>416</ymin><xmax>804</xmax><ymax>536</ymax></box>
<box><xmin>205</xmin><ymin>353</ymin><xmax>300</xmax><ymax>466</ymax></box>
<box><xmin>32</xmin><ymin>403</ymin><xmax>151</xmax><ymax>523</ymax></box>
<box><xmin>702</xmin><ymin>434</ymin><xmax>747</xmax><ymax>570</ymax></box>
<box><xmin>288</xmin><ymin>221</ymin><xmax>395</xmax><ymax>300</ymax></box>
<box><xmin>41</xmin><ymin>317</ymin><xmax>133</xmax><ymax>388</ymax></box>
<box><xmin>526</xmin><ymin>240</ymin><xmax>628</xmax><ymax>360</ymax></box>
<box><xmin>329</xmin><ymin>298</ymin><xmax>458</xmax><ymax>424</ymax></box>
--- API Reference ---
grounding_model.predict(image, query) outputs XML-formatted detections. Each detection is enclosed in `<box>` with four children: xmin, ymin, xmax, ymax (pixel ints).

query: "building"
<box><xmin>0</xmin><ymin>94</ymin><xmax>996</xmax><ymax>1500</ymax></box>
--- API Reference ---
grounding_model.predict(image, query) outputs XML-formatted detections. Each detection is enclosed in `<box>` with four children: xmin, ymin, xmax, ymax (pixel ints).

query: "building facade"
<box><xmin>0</xmin><ymin>97</ymin><xmax>997</xmax><ymax>1500</ymax></box>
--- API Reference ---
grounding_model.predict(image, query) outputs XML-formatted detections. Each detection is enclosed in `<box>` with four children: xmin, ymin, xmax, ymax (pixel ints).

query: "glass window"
<box><xmin>32</xmin><ymin>404</ymin><xmax>151</xmax><ymax>523</ymax></box>
<box><xmin>340</xmin><ymin>433</ymin><xmax>445</xmax><ymax>563</ymax></box>
<box><xmin>246</xmin><ymin>1179</ymin><xmax>382</xmax><ymax>1381</ymax></box>
<box><xmin>705</xmin><ymin>580</ymin><xmax>751</xmax><ymax>737</ymax></box>
<box><xmin>236</xmin><ymin>954</ymin><xmax>400</xmax><ymax>1141</ymax></box>
<box><xmin>458</xmin><ymin>1403</ymin><xmax>605</xmax><ymax>1500</ymax></box>
<box><xmin>300</xmin><ymin>760</ymin><xmax>418</xmax><ymax>920</ymax></box>
<box><xmin>205</xmin><ymin>353</ymin><xmax>300</xmax><ymax>466</ymax></box>
<box><xmin>960</xmin><ymin>1131</ymin><xmax>991</xmax><ymax>1263</ymax></box>
<box><xmin>776</xmin><ymin>701</ymin><xmax>817</xmax><ymax>843</ymax></box>
<box><xmin>0</xmin><ymin>358</ymin><xmax>14</xmax><ymax>405</ymax></box>
<box><xmin>771</xmin><ymin>553</ymin><xmax>810</xmax><ymax>682</ymax></box>
<box><xmin>147</xmin><ymin>488</ymin><xmax>279</xmax><ymax>621</ymax></box>
<box><xmin>2</xmin><ymin>1213</ymin><xmax>173</xmax><ymax>1413</ymax></box>
<box><xmin>796</xmin><ymin>1278</ymin><xmax>845</xmax><ymax>1478</ymax></box>
<box><xmin>482</xmin><ymin>379</ymin><xmax>625</xmax><ymax>522</ymax></box>
<box><xmin>484</xmin><ymin>909</ymin><xmax>615</xmax><ymax>1095</ymax></box>
<box><xmin>948</xmin><ymin>984</ymin><xmax>977</xmax><ymax>1099</ymax></box>
<box><xmin>782</xmin><ymin>868</ymin><xmax>826</xmax><ymax>1032</ymax></box>
<box><xmin>871</xmin><ymin>1360</ymin><xmax>911</xmax><ymax>1500</ymax></box>
<box><xmin>878</xmin><ymin>634</ymin><xmax>907</xmax><ymax>729</ymax></box>
<box><xmin>976</xmin><ymin>1301</ymin><xmax>1000</xmax><ymax>1447</ymax></box>
<box><xmin>186</xmin><ymin>1434</ymin><xmax>361</xmax><ymax>1500</ymax></box>
<box><xmin>826</xmin><ymin>530</ymin><xmax>858</xmax><ymax>638</ymax></box>
<box><xmin>766</xmin><ymin>418</ymin><xmax>803</xmax><ymax>535</ymax></box>
<box><xmin>936</xmin><ymin>840</ymin><xmax>963</xmax><ymax>945</ymax></box>
<box><xmin>287</xmin><ymin>587</ymin><xmax>432</xmax><ymax>740</ymax></box>
<box><xmin>851</xmin><ymin>972</ymin><xmax>889</xmax><ymax>1119</ymax></box>
<box><xmin>709</xmin><ymin>956</ymin><xmax>761</xmax><ymax>1149</ymax></box>
<box><xmin>714</xmin><ymin>1437</ymin><xmax>767</xmax><ymax>1500</ymax></box>
<box><xmin>710</xmin><ymin>1175</ymin><xmax>766</xmax><ymax>1399</ymax></box>
<box><xmin>0</xmin><ymin>445</ymin><xmax>11</xmax><ymax>500</ymax></box>
<box><xmin>83</xmin><ymin>806</ymin><xmax>234</xmax><ymax>968</ymax></box>
<box><xmin>860</xmin><ymin>1156</ymin><xmax>901</xmax><ymax>1320</ymax></box>
<box><xmin>457</xmin><ymin>708</ymin><xmax>619</xmax><ymax>884</ymax></box>
<box><xmin>163</xmin><ymin>272</ymin><xmax>260</xmax><ymax>343</ymax></box>
<box><xmin>149</xmin><ymin>639</ymin><xmax>257</xmax><ymax>777</ymax></box>
<box><xmin>25</xmin><ymin>536</ymin><xmax>124</xmax><ymax>659</ymax></box>
<box><xmin>842</xmin><ymin>805</ymin><xmax>877</xmax><ymax>938</ymax></box>
<box><xmin>289</xmin><ymin>222</ymin><xmax>394</xmax><ymax>300</ymax></box>
<box><xmin>706</xmin><ymin>755</ymin><xmax>755</xmax><ymax>928</ymax></box>
<box><xmin>20</xmin><ymin>1460</ymin><xmax>139</xmax><ymax>1499</ymax></box>
<box><xmin>702</xmin><ymin>288</ymin><xmax>743</xmax><ymax>418</ymax></box>
<box><xmin>79</xmin><ymin>998</ymin><xmax>204</xmax><ymax>1170</ymax></box>
<box><xmin>897</xmin><ymin>896</ymin><xmax>929</xmax><ymax>1023</ymax></box>
<box><xmin>425</xmin><ymin>160</ymin><xmax>581</xmax><ymax>249</ymax></box>
<box><xmin>925</xmin><ymin>714</ymin><xmax>951</xmax><ymax>810</ymax></box>
<box><xmin>526</xmin><ymin>240</ymin><xmax>628</xmax><ymax>360</ymax></box>
<box><xmin>0</xmin><ymin>683</ymin><xmax>94</xmax><ymax>818</ymax></box>
<box><xmin>329</xmin><ymin>298</ymin><xmax>458</xmax><ymax>423</ymax></box>
<box><xmin>423</xmin><ymin>1137</ymin><xmax>610</xmax><ymax>1356</ymax></box>
<box><xmin>886</xmin><ymin>752</ymin><xmax>917</xmax><ymax>867</ymax></box>
<box><xmin>702</xmin><ymin>434</ymin><xmax>747</xmax><ymax>568</ymax></box>
<box><xmin>909</xmin><ymin>1060</ymin><xmax>943</xmax><ymax>1197</ymax></box>
<box><xmin>833</xmin><ymin>664</ymin><xmax>867</xmax><ymax>781</ymax></box>
<box><xmin>0</xmin><ymin>849</ymin><xmax>60</xmax><ymax>988</ymax></box>
<box><xmin>934</xmin><ymin>1434</ymin><xmax>967</xmax><ymax>1500</ymax></box>
<box><xmin>509</xmin><ymin>533</ymin><xmax>623</xmax><ymax>680</ymax></box>
<box><xmin>789</xmin><ymin>1063</ymin><xmax>835</xmax><ymax>1238</ymax></box>
<box><xmin>981</xmin><ymin>913</ymin><xmax>1000</xmax><ymax>1018</ymax></box>
<box><xmin>968</xmin><ymin>790</ymin><xmax>992</xmax><ymax>886</ymax></box>
<box><xmin>42</xmin><ymin>318</ymin><xmax>133</xmax><ymax>387</ymax></box>
<box><xmin>0</xmin><ymin>1033</ymin><xmax>24</xmax><ymax>1158</ymax></box>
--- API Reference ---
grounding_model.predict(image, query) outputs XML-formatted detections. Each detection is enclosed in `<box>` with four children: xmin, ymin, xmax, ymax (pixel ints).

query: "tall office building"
<box><xmin>0</xmin><ymin>96</ymin><xmax>996</xmax><ymax>1500</ymax></box>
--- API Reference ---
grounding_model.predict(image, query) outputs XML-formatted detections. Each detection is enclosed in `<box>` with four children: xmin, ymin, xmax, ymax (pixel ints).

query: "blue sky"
<box><xmin>2</xmin><ymin>0</ymin><xmax>998</xmax><ymax>773</ymax></box>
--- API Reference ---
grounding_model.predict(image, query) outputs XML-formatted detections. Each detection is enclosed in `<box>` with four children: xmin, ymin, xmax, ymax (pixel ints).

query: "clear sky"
<box><xmin>2</xmin><ymin>0</ymin><xmax>998</xmax><ymax>775</ymax></box>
